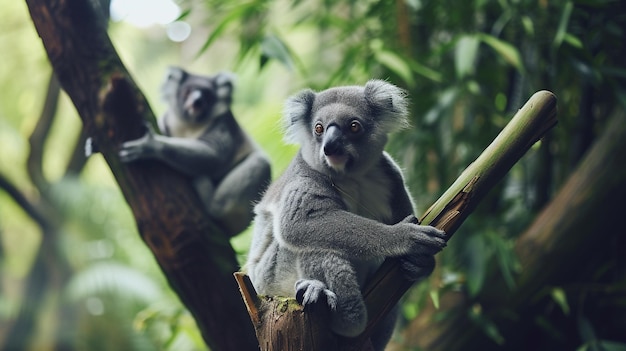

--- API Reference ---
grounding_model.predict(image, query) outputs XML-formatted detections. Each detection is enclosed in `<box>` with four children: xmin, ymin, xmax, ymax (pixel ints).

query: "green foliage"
<box><xmin>3</xmin><ymin>0</ymin><xmax>625</xmax><ymax>349</ymax></box>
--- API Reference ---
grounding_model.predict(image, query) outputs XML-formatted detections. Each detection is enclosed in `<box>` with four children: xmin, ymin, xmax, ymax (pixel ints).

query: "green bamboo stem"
<box><xmin>341</xmin><ymin>90</ymin><xmax>558</xmax><ymax>350</ymax></box>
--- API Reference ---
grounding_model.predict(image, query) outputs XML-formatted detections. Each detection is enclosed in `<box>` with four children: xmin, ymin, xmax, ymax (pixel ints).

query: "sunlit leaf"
<box><xmin>430</xmin><ymin>289</ymin><xmax>440</xmax><ymax>309</ymax></box>
<box><xmin>550</xmin><ymin>287</ymin><xmax>570</xmax><ymax>315</ymax></box>
<box><xmin>522</xmin><ymin>16</ymin><xmax>534</xmax><ymax>36</ymax></box>
<box><xmin>478</xmin><ymin>33</ymin><xmax>523</xmax><ymax>71</ymax></box>
<box><xmin>564</xmin><ymin>33</ymin><xmax>583</xmax><ymax>49</ymax></box>
<box><xmin>373</xmin><ymin>50</ymin><xmax>416</xmax><ymax>88</ymax></box>
<box><xmin>175</xmin><ymin>8</ymin><xmax>191</xmax><ymax>21</ymax></box>
<box><xmin>402</xmin><ymin>302</ymin><xmax>419</xmax><ymax>320</ymax></box>
<box><xmin>455</xmin><ymin>34</ymin><xmax>480</xmax><ymax>79</ymax></box>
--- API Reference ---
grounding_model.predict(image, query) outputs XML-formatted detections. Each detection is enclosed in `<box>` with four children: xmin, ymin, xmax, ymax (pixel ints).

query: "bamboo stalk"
<box><xmin>344</xmin><ymin>90</ymin><xmax>558</xmax><ymax>349</ymax></box>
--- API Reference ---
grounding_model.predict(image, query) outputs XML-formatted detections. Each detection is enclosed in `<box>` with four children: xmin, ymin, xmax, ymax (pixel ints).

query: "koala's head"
<box><xmin>161</xmin><ymin>66</ymin><xmax>234</xmax><ymax>124</ymax></box>
<box><xmin>283</xmin><ymin>80</ymin><xmax>409</xmax><ymax>176</ymax></box>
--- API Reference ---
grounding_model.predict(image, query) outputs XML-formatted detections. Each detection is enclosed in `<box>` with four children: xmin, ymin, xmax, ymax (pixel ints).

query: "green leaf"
<box><xmin>407</xmin><ymin>59</ymin><xmax>442</xmax><ymax>83</ymax></box>
<box><xmin>564</xmin><ymin>33</ymin><xmax>583</xmax><ymax>49</ymax></box>
<box><xmin>478</xmin><ymin>33</ymin><xmax>523</xmax><ymax>71</ymax></box>
<box><xmin>578</xmin><ymin>315</ymin><xmax>597</xmax><ymax>343</ymax></box>
<box><xmin>490</xmin><ymin>232</ymin><xmax>518</xmax><ymax>290</ymax></box>
<box><xmin>553</xmin><ymin>1</ymin><xmax>574</xmax><ymax>49</ymax></box>
<box><xmin>469</xmin><ymin>306</ymin><xmax>505</xmax><ymax>345</ymax></box>
<box><xmin>521</xmin><ymin>16</ymin><xmax>534</xmax><ymax>36</ymax></box>
<box><xmin>260</xmin><ymin>34</ymin><xmax>294</xmax><ymax>70</ymax></box>
<box><xmin>430</xmin><ymin>289</ymin><xmax>440</xmax><ymax>309</ymax></box>
<box><xmin>466</xmin><ymin>234</ymin><xmax>487</xmax><ymax>297</ymax></box>
<box><xmin>373</xmin><ymin>49</ymin><xmax>416</xmax><ymax>88</ymax></box>
<box><xmin>423</xmin><ymin>87</ymin><xmax>458</xmax><ymax>125</ymax></box>
<box><xmin>455</xmin><ymin>34</ymin><xmax>480</xmax><ymax>79</ymax></box>
<box><xmin>550</xmin><ymin>287</ymin><xmax>570</xmax><ymax>315</ymax></box>
<box><xmin>196</xmin><ymin>3</ymin><xmax>257</xmax><ymax>57</ymax></box>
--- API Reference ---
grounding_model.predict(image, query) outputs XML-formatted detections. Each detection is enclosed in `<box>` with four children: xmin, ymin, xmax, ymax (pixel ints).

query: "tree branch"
<box><xmin>27</xmin><ymin>73</ymin><xmax>60</xmax><ymax>190</ymax></box>
<box><xmin>392</xmin><ymin>111</ymin><xmax>626</xmax><ymax>351</ymax></box>
<box><xmin>25</xmin><ymin>1</ymin><xmax>258</xmax><ymax>350</ymax></box>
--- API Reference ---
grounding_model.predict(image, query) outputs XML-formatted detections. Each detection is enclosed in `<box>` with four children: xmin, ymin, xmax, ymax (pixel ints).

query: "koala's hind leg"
<box><xmin>209</xmin><ymin>151</ymin><xmax>271</xmax><ymax>236</ymax></box>
<box><xmin>297</xmin><ymin>251</ymin><xmax>367</xmax><ymax>338</ymax></box>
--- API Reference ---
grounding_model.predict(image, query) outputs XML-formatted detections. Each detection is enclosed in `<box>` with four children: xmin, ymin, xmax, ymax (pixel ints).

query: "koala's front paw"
<box><xmin>398</xmin><ymin>254</ymin><xmax>436</xmax><ymax>281</ymax></box>
<box><xmin>409</xmin><ymin>225</ymin><xmax>447</xmax><ymax>256</ymax></box>
<box><xmin>295</xmin><ymin>279</ymin><xmax>337</xmax><ymax>311</ymax></box>
<box><xmin>119</xmin><ymin>132</ymin><xmax>155</xmax><ymax>163</ymax></box>
<box><xmin>400</xmin><ymin>225</ymin><xmax>446</xmax><ymax>281</ymax></box>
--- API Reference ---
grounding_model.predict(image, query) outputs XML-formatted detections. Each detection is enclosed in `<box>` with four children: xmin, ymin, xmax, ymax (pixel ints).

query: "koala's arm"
<box><xmin>275</xmin><ymin>181</ymin><xmax>445</xmax><ymax>260</ymax></box>
<box><xmin>119</xmin><ymin>123</ymin><xmax>236</xmax><ymax>178</ymax></box>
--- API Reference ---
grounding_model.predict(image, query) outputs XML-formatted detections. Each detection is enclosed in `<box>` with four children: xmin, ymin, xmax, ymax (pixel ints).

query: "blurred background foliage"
<box><xmin>1</xmin><ymin>0</ymin><xmax>625</xmax><ymax>350</ymax></box>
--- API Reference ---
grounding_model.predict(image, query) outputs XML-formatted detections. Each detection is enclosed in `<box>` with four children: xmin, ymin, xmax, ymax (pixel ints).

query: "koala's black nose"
<box><xmin>323</xmin><ymin>125</ymin><xmax>343</xmax><ymax>156</ymax></box>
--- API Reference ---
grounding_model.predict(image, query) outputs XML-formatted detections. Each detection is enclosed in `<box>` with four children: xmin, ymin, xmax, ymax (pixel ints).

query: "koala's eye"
<box><xmin>349</xmin><ymin>120</ymin><xmax>362</xmax><ymax>133</ymax></box>
<box><xmin>314</xmin><ymin>123</ymin><xmax>324</xmax><ymax>135</ymax></box>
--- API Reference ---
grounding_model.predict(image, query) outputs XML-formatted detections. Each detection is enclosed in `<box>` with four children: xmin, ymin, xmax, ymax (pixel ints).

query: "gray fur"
<box><xmin>118</xmin><ymin>67</ymin><xmax>271</xmax><ymax>237</ymax></box>
<box><xmin>246</xmin><ymin>80</ymin><xmax>445</xmax><ymax>350</ymax></box>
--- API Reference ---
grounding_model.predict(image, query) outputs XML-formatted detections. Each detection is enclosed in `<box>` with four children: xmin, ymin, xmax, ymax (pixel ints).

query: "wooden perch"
<box><xmin>235</xmin><ymin>91</ymin><xmax>557</xmax><ymax>350</ymax></box>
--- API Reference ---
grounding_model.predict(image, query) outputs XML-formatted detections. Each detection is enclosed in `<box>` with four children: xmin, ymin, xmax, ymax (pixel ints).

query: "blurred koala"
<box><xmin>118</xmin><ymin>67</ymin><xmax>271</xmax><ymax>237</ymax></box>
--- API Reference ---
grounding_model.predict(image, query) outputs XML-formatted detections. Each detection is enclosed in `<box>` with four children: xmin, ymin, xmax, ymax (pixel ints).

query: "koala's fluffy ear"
<box><xmin>283</xmin><ymin>89</ymin><xmax>316</xmax><ymax>145</ymax></box>
<box><xmin>215</xmin><ymin>72</ymin><xmax>236</xmax><ymax>101</ymax></box>
<box><xmin>364</xmin><ymin>80</ymin><xmax>409</xmax><ymax>133</ymax></box>
<box><xmin>215</xmin><ymin>71</ymin><xmax>235</xmax><ymax>86</ymax></box>
<box><xmin>164</xmin><ymin>66</ymin><xmax>185</xmax><ymax>83</ymax></box>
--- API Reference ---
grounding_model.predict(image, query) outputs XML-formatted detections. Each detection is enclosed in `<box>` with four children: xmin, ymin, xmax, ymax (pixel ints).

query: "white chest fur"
<box><xmin>331</xmin><ymin>166</ymin><xmax>393</xmax><ymax>222</ymax></box>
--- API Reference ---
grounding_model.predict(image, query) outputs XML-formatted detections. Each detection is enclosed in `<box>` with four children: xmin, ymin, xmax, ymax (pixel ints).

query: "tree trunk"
<box><xmin>25</xmin><ymin>1</ymin><xmax>258</xmax><ymax>350</ymax></box>
<box><xmin>391</xmin><ymin>111</ymin><xmax>626</xmax><ymax>350</ymax></box>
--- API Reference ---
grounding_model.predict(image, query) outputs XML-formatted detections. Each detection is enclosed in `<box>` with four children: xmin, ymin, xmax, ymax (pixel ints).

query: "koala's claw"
<box><xmin>295</xmin><ymin>279</ymin><xmax>337</xmax><ymax>311</ymax></box>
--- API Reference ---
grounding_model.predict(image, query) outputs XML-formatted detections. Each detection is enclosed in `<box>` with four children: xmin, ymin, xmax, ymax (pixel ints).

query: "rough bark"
<box><xmin>25</xmin><ymin>1</ymin><xmax>258</xmax><ymax>350</ymax></box>
<box><xmin>391</xmin><ymin>111</ymin><xmax>626</xmax><ymax>350</ymax></box>
<box><xmin>235</xmin><ymin>273</ymin><xmax>345</xmax><ymax>351</ymax></box>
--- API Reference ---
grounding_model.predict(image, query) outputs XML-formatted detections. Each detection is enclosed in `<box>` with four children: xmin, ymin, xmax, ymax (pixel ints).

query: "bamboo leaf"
<box><xmin>550</xmin><ymin>287</ymin><xmax>570</xmax><ymax>315</ymax></box>
<box><xmin>373</xmin><ymin>50</ymin><xmax>416</xmax><ymax>88</ymax></box>
<box><xmin>478</xmin><ymin>33</ymin><xmax>524</xmax><ymax>71</ymax></box>
<box><xmin>553</xmin><ymin>1</ymin><xmax>574</xmax><ymax>49</ymax></box>
<box><xmin>407</xmin><ymin>59</ymin><xmax>442</xmax><ymax>83</ymax></box>
<box><xmin>466</xmin><ymin>234</ymin><xmax>487</xmax><ymax>297</ymax></box>
<box><xmin>455</xmin><ymin>34</ymin><xmax>480</xmax><ymax>79</ymax></box>
<box><xmin>260</xmin><ymin>34</ymin><xmax>294</xmax><ymax>70</ymax></box>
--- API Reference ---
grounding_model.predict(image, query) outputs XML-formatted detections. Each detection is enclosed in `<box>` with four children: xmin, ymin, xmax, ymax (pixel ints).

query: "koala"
<box><xmin>118</xmin><ymin>67</ymin><xmax>271</xmax><ymax>237</ymax></box>
<box><xmin>245</xmin><ymin>80</ymin><xmax>446</xmax><ymax>350</ymax></box>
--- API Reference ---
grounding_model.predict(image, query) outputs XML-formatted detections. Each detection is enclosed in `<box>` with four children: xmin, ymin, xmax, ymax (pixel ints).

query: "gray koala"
<box><xmin>245</xmin><ymin>80</ymin><xmax>446</xmax><ymax>350</ymax></box>
<box><xmin>118</xmin><ymin>67</ymin><xmax>271</xmax><ymax>237</ymax></box>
